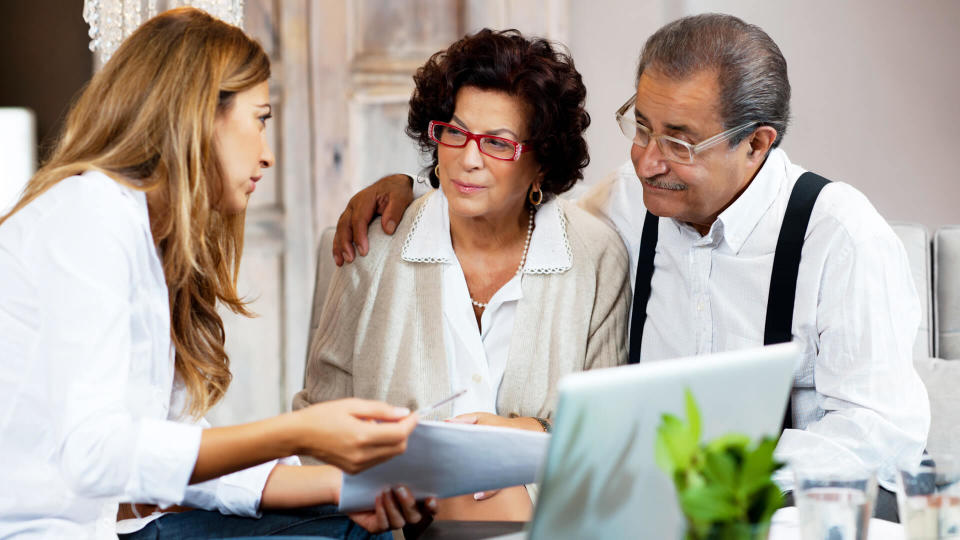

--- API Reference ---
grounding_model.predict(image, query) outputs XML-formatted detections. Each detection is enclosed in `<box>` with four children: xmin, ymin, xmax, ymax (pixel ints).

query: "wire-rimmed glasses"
<box><xmin>615</xmin><ymin>93</ymin><xmax>758</xmax><ymax>165</ymax></box>
<box><xmin>428</xmin><ymin>120</ymin><xmax>529</xmax><ymax>161</ymax></box>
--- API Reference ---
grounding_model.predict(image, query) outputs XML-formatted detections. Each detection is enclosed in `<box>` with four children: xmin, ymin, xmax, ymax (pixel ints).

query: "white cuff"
<box><xmin>182</xmin><ymin>456</ymin><xmax>301</xmax><ymax>518</ymax></box>
<box><xmin>127</xmin><ymin>418</ymin><xmax>202</xmax><ymax>506</ymax></box>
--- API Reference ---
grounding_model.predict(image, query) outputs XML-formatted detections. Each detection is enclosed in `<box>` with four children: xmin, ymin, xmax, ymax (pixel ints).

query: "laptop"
<box><xmin>491</xmin><ymin>342</ymin><xmax>799</xmax><ymax>539</ymax></box>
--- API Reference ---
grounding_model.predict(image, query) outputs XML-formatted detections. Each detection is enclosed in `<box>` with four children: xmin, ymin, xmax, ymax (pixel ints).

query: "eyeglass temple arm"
<box><xmin>615</xmin><ymin>93</ymin><xmax>638</xmax><ymax>116</ymax></box>
<box><xmin>692</xmin><ymin>122</ymin><xmax>759</xmax><ymax>154</ymax></box>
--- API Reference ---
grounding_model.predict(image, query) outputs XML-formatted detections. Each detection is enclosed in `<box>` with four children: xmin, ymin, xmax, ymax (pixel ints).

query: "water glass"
<box><xmin>897</xmin><ymin>455</ymin><xmax>960</xmax><ymax>539</ymax></box>
<box><xmin>794</xmin><ymin>466</ymin><xmax>877</xmax><ymax>540</ymax></box>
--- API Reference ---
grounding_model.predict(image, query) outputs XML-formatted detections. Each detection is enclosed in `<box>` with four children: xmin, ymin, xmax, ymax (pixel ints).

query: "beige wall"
<box><xmin>569</xmin><ymin>0</ymin><xmax>960</xmax><ymax>230</ymax></box>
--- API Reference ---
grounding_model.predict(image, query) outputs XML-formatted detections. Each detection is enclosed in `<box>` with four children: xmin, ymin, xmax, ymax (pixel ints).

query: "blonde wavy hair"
<box><xmin>0</xmin><ymin>7</ymin><xmax>270</xmax><ymax>416</ymax></box>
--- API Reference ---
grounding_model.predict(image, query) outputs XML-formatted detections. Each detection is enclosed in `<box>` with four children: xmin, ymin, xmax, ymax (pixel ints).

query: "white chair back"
<box><xmin>935</xmin><ymin>226</ymin><xmax>960</xmax><ymax>359</ymax></box>
<box><xmin>890</xmin><ymin>222</ymin><xmax>933</xmax><ymax>359</ymax></box>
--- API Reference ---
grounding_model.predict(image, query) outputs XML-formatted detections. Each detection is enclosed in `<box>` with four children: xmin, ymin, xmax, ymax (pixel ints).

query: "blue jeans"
<box><xmin>117</xmin><ymin>505</ymin><xmax>390</xmax><ymax>540</ymax></box>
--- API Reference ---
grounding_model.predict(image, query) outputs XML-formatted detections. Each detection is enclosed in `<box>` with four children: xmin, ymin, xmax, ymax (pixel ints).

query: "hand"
<box><xmin>291</xmin><ymin>398</ymin><xmax>418</xmax><ymax>474</ymax></box>
<box><xmin>347</xmin><ymin>486</ymin><xmax>438</xmax><ymax>533</ymax></box>
<box><xmin>447</xmin><ymin>411</ymin><xmax>547</xmax><ymax>432</ymax></box>
<box><xmin>333</xmin><ymin>173</ymin><xmax>415</xmax><ymax>266</ymax></box>
<box><xmin>446</xmin><ymin>412</ymin><xmax>547</xmax><ymax>502</ymax></box>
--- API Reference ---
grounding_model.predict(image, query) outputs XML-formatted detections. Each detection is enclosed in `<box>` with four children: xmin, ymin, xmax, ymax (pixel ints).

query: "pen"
<box><xmin>414</xmin><ymin>388</ymin><xmax>467</xmax><ymax>417</ymax></box>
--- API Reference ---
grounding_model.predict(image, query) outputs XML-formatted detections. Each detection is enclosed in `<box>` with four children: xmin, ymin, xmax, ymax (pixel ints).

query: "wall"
<box><xmin>9</xmin><ymin>2</ymin><xmax>957</xmax><ymax>230</ymax></box>
<box><xmin>569</xmin><ymin>0</ymin><xmax>960</xmax><ymax>230</ymax></box>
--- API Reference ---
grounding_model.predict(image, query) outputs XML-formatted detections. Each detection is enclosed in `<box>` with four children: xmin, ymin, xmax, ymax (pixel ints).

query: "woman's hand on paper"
<box><xmin>347</xmin><ymin>486</ymin><xmax>438</xmax><ymax>533</ymax></box>
<box><xmin>446</xmin><ymin>412</ymin><xmax>546</xmax><ymax>502</ymax></box>
<box><xmin>291</xmin><ymin>398</ymin><xmax>418</xmax><ymax>474</ymax></box>
<box><xmin>447</xmin><ymin>411</ymin><xmax>546</xmax><ymax>432</ymax></box>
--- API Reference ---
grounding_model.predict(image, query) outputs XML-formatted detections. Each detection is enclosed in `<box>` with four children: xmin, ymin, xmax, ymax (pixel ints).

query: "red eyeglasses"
<box><xmin>428</xmin><ymin>120</ymin><xmax>529</xmax><ymax>161</ymax></box>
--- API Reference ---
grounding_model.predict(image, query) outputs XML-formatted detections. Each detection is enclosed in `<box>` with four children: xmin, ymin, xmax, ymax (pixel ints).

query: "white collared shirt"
<box><xmin>578</xmin><ymin>148</ymin><xmax>930</xmax><ymax>491</ymax></box>
<box><xmin>0</xmin><ymin>171</ymin><xmax>289</xmax><ymax>539</ymax></box>
<box><xmin>400</xmin><ymin>189</ymin><xmax>571</xmax><ymax>416</ymax></box>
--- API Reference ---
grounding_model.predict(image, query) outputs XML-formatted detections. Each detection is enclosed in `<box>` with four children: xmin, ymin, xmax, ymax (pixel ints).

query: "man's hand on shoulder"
<box><xmin>333</xmin><ymin>174</ymin><xmax>415</xmax><ymax>266</ymax></box>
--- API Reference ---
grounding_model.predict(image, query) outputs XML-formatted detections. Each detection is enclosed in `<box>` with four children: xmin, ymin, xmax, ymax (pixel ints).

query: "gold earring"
<box><xmin>529</xmin><ymin>186</ymin><xmax>543</xmax><ymax>206</ymax></box>
<box><xmin>434</xmin><ymin>164</ymin><xmax>440</xmax><ymax>179</ymax></box>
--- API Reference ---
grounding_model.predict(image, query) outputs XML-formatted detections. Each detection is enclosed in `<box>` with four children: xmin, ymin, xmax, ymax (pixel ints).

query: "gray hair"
<box><xmin>636</xmin><ymin>13</ymin><xmax>790</xmax><ymax>148</ymax></box>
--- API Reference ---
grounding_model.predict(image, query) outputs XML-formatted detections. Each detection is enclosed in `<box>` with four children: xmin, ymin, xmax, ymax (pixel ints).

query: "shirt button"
<box><xmin>472</xmin><ymin>374</ymin><xmax>482</xmax><ymax>384</ymax></box>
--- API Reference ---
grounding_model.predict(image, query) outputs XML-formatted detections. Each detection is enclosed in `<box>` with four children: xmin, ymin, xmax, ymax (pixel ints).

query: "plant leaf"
<box><xmin>740</xmin><ymin>437</ymin><xmax>781</xmax><ymax>496</ymax></box>
<box><xmin>703</xmin><ymin>448</ymin><xmax>738</xmax><ymax>491</ymax></box>
<box><xmin>656</xmin><ymin>389</ymin><xmax>785</xmax><ymax>534</ymax></box>
<box><xmin>655</xmin><ymin>420</ymin><xmax>676</xmax><ymax>474</ymax></box>
<box><xmin>680</xmin><ymin>484</ymin><xmax>741</xmax><ymax>523</ymax></box>
<box><xmin>705</xmin><ymin>433</ymin><xmax>752</xmax><ymax>454</ymax></box>
<box><xmin>746</xmin><ymin>483</ymin><xmax>785</xmax><ymax>524</ymax></box>
<box><xmin>685</xmin><ymin>388</ymin><xmax>702</xmax><ymax>444</ymax></box>
<box><xmin>657</xmin><ymin>413</ymin><xmax>697</xmax><ymax>475</ymax></box>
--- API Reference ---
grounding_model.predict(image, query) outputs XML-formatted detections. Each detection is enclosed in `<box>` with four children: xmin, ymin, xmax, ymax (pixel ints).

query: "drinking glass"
<box><xmin>794</xmin><ymin>465</ymin><xmax>877</xmax><ymax>540</ymax></box>
<box><xmin>897</xmin><ymin>454</ymin><xmax>960</xmax><ymax>539</ymax></box>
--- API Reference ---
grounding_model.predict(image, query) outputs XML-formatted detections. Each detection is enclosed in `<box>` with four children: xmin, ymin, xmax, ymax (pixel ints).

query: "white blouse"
<box><xmin>0</xmin><ymin>171</ymin><xmax>290</xmax><ymax>539</ymax></box>
<box><xmin>400</xmin><ymin>190</ymin><xmax>571</xmax><ymax>417</ymax></box>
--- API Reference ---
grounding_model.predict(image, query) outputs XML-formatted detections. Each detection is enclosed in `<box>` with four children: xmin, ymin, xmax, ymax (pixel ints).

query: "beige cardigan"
<box><xmin>293</xmin><ymin>195</ymin><xmax>631</xmax><ymax>420</ymax></box>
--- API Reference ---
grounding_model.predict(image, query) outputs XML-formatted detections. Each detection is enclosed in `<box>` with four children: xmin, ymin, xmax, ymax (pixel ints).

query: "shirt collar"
<box><xmin>401</xmin><ymin>189</ymin><xmax>572</xmax><ymax>274</ymax></box>
<box><xmin>712</xmin><ymin>148</ymin><xmax>787</xmax><ymax>253</ymax></box>
<box><xmin>82</xmin><ymin>169</ymin><xmax>151</xmax><ymax>227</ymax></box>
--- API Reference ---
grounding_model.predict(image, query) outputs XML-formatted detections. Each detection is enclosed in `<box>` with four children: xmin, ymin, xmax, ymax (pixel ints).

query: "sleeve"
<box><xmin>773</xmin><ymin>224</ymin><xmax>930</xmax><ymax>492</ymax></box>
<box><xmin>411</xmin><ymin>173</ymin><xmax>434</xmax><ymax>199</ymax></box>
<box><xmin>35</xmin><ymin>196</ymin><xmax>201</xmax><ymax>506</ymax></box>
<box><xmin>174</xmin><ymin>414</ymin><xmax>301</xmax><ymax>517</ymax></box>
<box><xmin>582</xmin><ymin>221</ymin><xmax>632</xmax><ymax>371</ymax></box>
<box><xmin>575</xmin><ymin>167</ymin><xmax>621</xmax><ymax>224</ymax></box>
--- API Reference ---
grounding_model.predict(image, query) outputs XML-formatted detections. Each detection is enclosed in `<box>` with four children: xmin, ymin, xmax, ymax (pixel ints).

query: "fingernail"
<box><xmin>411</xmin><ymin>511</ymin><xmax>422</xmax><ymax>522</ymax></box>
<box><xmin>394</xmin><ymin>407</ymin><xmax>411</xmax><ymax>417</ymax></box>
<box><xmin>473</xmin><ymin>492</ymin><xmax>484</xmax><ymax>500</ymax></box>
<box><xmin>395</xmin><ymin>486</ymin><xmax>410</xmax><ymax>498</ymax></box>
<box><xmin>427</xmin><ymin>499</ymin><xmax>438</xmax><ymax>511</ymax></box>
<box><xmin>345</xmin><ymin>253</ymin><xmax>353</xmax><ymax>262</ymax></box>
<box><xmin>386</xmin><ymin>220</ymin><xmax>397</xmax><ymax>234</ymax></box>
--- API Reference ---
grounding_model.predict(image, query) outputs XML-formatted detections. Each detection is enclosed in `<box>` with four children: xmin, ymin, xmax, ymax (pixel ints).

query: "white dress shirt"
<box><xmin>578</xmin><ymin>148</ymin><xmax>930</xmax><ymax>491</ymax></box>
<box><xmin>400</xmin><ymin>189</ymin><xmax>572</xmax><ymax>417</ymax></box>
<box><xmin>0</xmin><ymin>171</ymin><xmax>291</xmax><ymax>539</ymax></box>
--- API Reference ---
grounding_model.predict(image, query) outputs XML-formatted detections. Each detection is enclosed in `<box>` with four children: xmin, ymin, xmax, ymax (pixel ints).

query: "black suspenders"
<box><xmin>626</xmin><ymin>172</ymin><xmax>832</xmax><ymax>429</ymax></box>
<box><xmin>627</xmin><ymin>211</ymin><xmax>660</xmax><ymax>366</ymax></box>
<box><xmin>764</xmin><ymin>172</ymin><xmax>831</xmax><ymax>429</ymax></box>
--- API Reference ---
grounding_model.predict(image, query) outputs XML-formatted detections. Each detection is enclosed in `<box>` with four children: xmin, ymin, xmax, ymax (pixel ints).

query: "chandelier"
<box><xmin>82</xmin><ymin>0</ymin><xmax>245</xmax><ymax>65</ymax></box>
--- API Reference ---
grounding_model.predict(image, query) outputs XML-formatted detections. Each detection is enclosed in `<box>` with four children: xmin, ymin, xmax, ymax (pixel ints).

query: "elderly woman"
<box><xmin>294</xmin><ymin>29</ymin><xmax>630</xmax><ymax>521</ymax></box>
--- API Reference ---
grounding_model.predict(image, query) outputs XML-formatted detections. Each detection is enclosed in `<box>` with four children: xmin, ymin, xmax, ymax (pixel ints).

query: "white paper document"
<box><xmin>338</xmin><ymin>420</ymin><xmax>550</xmax><ymax>512</ymax></box>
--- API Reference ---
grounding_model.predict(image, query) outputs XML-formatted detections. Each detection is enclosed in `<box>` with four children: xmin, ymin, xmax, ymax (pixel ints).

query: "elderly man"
<box><xmin>329</xmin><ymin>13</ymin><xmax>928</xmax><ymax>520</ymax></box>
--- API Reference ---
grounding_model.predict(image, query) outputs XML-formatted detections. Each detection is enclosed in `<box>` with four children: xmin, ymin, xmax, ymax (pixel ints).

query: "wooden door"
<box><xmin>209</xmin><ymin>0</ymin><xmax>314</xmax><ymax>425</ymax></box>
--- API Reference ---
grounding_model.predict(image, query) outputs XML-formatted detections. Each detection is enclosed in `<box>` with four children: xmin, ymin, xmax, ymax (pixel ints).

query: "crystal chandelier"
<box><xmin>83</xmin><ymin>0</ymin><xmax>245</xmax><ymax>65</ymax></box>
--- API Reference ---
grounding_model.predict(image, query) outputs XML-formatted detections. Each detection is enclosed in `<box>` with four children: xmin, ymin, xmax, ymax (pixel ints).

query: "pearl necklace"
<box><xmin>471</xmin><ymin>209</ymin><xmax>535</xmax><ymax>310</ymax></box>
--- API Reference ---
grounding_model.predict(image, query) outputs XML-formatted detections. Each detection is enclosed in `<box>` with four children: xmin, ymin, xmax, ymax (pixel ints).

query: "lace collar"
<box><xmin>400</xmin><ymin>190</ymin><xmax>572</xmax><ymax>274</ymax></box>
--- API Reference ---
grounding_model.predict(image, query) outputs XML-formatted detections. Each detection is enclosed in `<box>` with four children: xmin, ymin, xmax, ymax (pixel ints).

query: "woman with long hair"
<box><xmin>0</xmin><ymin>8</ymin><xmax>432</xmax><ymax>539</ymax></box>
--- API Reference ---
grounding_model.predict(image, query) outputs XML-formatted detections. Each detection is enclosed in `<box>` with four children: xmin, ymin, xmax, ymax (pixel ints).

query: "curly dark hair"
<box><xmin>406</xmin><ymin>28</ymin><xmax>590</xmax><ymax>196</ymax></box>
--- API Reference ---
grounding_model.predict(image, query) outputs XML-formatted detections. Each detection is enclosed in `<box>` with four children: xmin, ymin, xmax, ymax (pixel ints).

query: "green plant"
<box><xmin>655</xmin><ymin>389</ymin><xmax>784</xmax><ymax>540</ymax></box>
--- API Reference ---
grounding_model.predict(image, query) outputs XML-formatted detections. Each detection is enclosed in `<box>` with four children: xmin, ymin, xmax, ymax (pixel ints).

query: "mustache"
<box><xmin>641</xmin><ymin>174</ymin><xmax>687</xmax><ymax>191</ymax></box>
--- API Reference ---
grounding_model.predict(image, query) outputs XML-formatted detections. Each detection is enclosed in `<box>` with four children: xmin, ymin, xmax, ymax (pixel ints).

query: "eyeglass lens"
<box><xmin>616</xmin><ymin>115</ymin><xmax>691</xmax><ymax>163</ymax></box>
<box><xmin>431</xmin><ymin>123</ymin><xmax>519</xmax><ymax>160</ymax></box>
